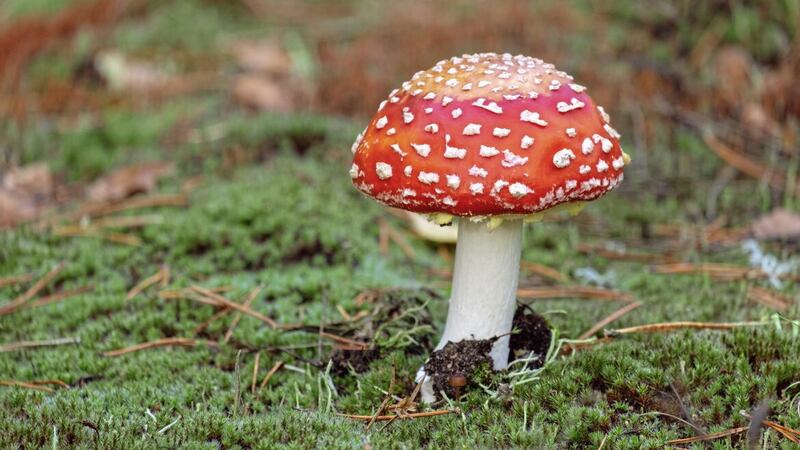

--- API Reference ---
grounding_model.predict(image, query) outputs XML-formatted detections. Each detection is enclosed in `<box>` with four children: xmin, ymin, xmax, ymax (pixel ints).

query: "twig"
<box><xmin>0</xmin><ymin>380</ymin><xmax>55</xmax><ymax>393</ymax></box>
<box><xmin>666</xmin><ymin>426</ymin><xmax>749</xmax><ymax>445</ymax></box>
<box><xmin>0</xmin><ymin>337</ymin><xmax>80</xmax><ymax>353</ymax></box>
<box><xmin>0</xmin><ymin>273</ymin><xmax>33</xmax><ymax>288</ymax></box>
<box><xmin>103</xmin><ymin>337</ymin><xmax>218</xmax><ymax>357</ymax></box>
<box><xmin>193</xmin><ymin>307</ymin><xmax>233</xmax><ymax>335</ymax></box>
<box><xmin>158</xmin><ymin>286</ymin><xmax>230</xmax><ymax>299</ymax></box>
<box><xmin>0</xmin><ymin>262</ymin><xmax>65</xmax><ymax>315</ymax></box>
<box><xmin>337</xmin><ymin>409</ymin><xmax>455</xmax><ymax>421</ymax></box>
<box><xmin>258</xmin><ymin>360</ymin><xmax>284</xmax><ymax>393</ymax></box>
<box><xmin>82</xmin><ymin>214</ymin><xmax>163</xmax><ymax>229</ymax></box>
<box><xmin>579</xmin><ymin>301</ymin><xmax>643</xmax><ymax>339</ymax></box>
<box><xmin>606</xmin><ymin>321</ymin><xmax>768</xmax><ymax>337</ymax></box>
<box><xmin>190</xmin><ymin>286</ymin><xmax>277</xmax><ymax>329</ymax></box>
<box><xmin>741</xmin><ymin>411</ymin><xmax>800</xmax><ymax>443</ymax></box>
<box><xmin>27</xmin><ymin>286</ymin><xmax>93</xmax><ymax>309</ymax></box>
<box><xmin>157</xmin><ymin>416</ymin><xmax>181</xmax><ymax>434</ymax></box>
<box><xmin>223</xmin><ymin>287</ymin><xmax>263</xmax><ymax>343</ymax></box>
<box><xmin>30</xmin><ymin>379</ymin><xmax>70</xmax><ymax>389</ymax></box>
<box><xmin>560</xmin><ymin>337</ymin><xmax>613</xmax><ymax>355</ymax></box>
<box><xmin>517</xmin><ymin>286</ymin><xmax>634</xmax><ymax>302</ymax></box>
<box><xmin>126</xmin><ymin>268</ymin><xmax>166</xmax><ymax>300</ymax></box>
<box><xmin>251</xmin><ymin>352</ymin><xmax>260</xmax><ymax>395</ymax></box>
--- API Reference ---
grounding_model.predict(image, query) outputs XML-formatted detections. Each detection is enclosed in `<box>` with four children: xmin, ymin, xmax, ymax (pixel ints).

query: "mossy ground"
<box><xmin>2</xmin><ymin>1</ymin><xmax>800</xmax><ymax>448</ymax></box>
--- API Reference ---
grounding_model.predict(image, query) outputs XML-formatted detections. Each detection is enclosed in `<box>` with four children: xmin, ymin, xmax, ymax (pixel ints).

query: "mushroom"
<box><xmin>350</xmin><ymin>53</ymin><xmax>629</xmax><ymax>400</ymax></box>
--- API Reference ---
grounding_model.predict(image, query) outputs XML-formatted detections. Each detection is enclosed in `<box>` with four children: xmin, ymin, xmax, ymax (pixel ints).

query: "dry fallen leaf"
<box><xmin>0</xmin><ymin>190</ymin><xmax>39</xmax><ymax>227</ymax></box>
<box><xmin>230</xmin><ymin>39</ymin><xmax>292</xmax><ymax>75</ymax></box>
<box><xmin>713</xmin><ymin>46</ymin><xmax>754</xmax><ymax>112</ymax></box>
<box><xmin>0</xmin><ymin>163</ymin><xmax>53</xmax><ymax>228</ymax></box>
<box><xmin>95</xmin><ymin>50</ymin><xmax>172</xmax><ymax>93</ymax></box>
<box><xmin>752</xmin><ymin>208</ymin><xmax>800</xmax><ymax>240</ymax></box>
<box><xmin>86</xmin><ymin>162</ymin><xmax>175</xmax><ymax>202</ymax></box>
<box><xmin>232</xmin><ymin>75</ymin><xmax>294</xmax><ymax>112</ymax></box>
<box><xmin>2</xmin><ymin>163</ymin><xmax>53</xmax><ymax>198</ymax></box>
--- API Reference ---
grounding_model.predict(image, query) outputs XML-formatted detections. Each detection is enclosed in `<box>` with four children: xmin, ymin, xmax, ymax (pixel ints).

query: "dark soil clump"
<box><xmin>508</xmin><ymin>306</ymin><xmax>552</xmax><ymax>366</ymax></box>
<box><xmin>424</xmin><ymin>339</ymin><xmax>493</xmax><ymax>398</ymax></box>
<box><xmin>329</xmin><ymin>347</ymin><xmax>381</xmax><ymax>375</ymax></box>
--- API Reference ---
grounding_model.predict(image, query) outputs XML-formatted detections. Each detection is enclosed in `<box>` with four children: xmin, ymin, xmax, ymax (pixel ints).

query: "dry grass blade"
<box><xmin>740</xmin><ymin>411</ymin><xmax>800</xmax><ymax>443</ymax></box>
<box><xmin>159</xmin><ymin>286</ymin><xmax>230</xmax><ymax>300</ymax></box>
<box><xmin>0</xmin><ymin>262</ymin><xmax>65</xmax><ymax>316</ymax></box>
<box><xmin>517</xmin><ymin>286</ymin><xmax>634</xmax><ymax>302</ymax></box>
<box><xmin>666</xmin><ymin>426</ymin><xmax>749</xmax><ymax>445</ymax></box>
<box><xmin>652</xmin><ymin>263</ymin><xmax>785</xmax><ymax>281</ymax></box>
<box><xmin>606</xmin><ymin>321</ymin><xmax>767</xmax><ymax>337</ymax></box>
<box><xmin>0</xmin><ymin>337</ymin><xmax>80</xmax><ymax>353</ymax></box>
<box><xmin>337</xmin><ymin>409</ymin><xmax>455</xmax><ymax>421</ymax></box>
<box><xmin>378</xmin><ymin>217</ymin><xmax>416</xmax><ymax>259</ymax></box>
<box><xmin>0</xmin><ymin>273</ymin><xmax>33</xmax><ymax>288</ymax></box>
<box><xmin>84</xmin><ymin>214</ymin><xmax>164</xmax><ymax>229</ymax></box>
<box><xmin>76</xmin><ymin>193</ymin><xmax>188</xmax><ymax>220</ymax></box>
<box><xmin>319</xmin><ymin>332</ymin><xmax>369</xmax><ymax>350</ymax></box>
<box><xmin>765</xmin><ymin>421</ymin><xmax>800</xmax><ymax>443</ymax></box>
<box><xmin>560</xmin><ymin>337</ymin><xmax>613</xmax><ymax>355</ymax></box>
<box><xmin>251</xmin><ymin>352</ymin><xmax>260</xmax><ymax>395</ymax></box>
<box><xmin>579</xmin><ymin>301</ymin><xmax>643</xmax><ymax>340</ymax></box>
<box><xmin>702</xmin><ymin>131</ymin><xmax>787</xmax><ymax>191</ymax></box>
<box><xmin>223</xmin><ymin>287</ymin><xmax>263</xmax><ymax>343</ymax></box>
<box><xmin>194</xmin><ymin>307</ymin><xmax>233</xmax><ymax>334</ymax></box>
<box><xmin>520</xmin><ymin>261</ymin><xmax>567</xmax><ymax>282</ymax></box>
<box><xmin>746</xmin><ymin>286</ymin><xmax>793</xmax><ymax>312</ymax></box>
<box><xmin>367</xmin><ymin>366</ymin><xmax>396</xmax><ymax>430</ymax></box>
<box><xmin>53</xmin><ymin>227</ymin><xmax>142</xmax><ymax>246</ymax></box>
<box><xmin>258</xmin><ymin>360</ymin><xmax>284</xmax><ymax>393</ymax></box>
<box><xmin>30</xmin><ymin>379</ymin><xmax>70</xmax><ymax>389</ymax></box>
<box><xmin>0</xmin><ymin>380</ymin><xmax>55</xmax><ymax>393</ymax></box>
<box><xmin>190</xmin><ymin>286</ymin><xmax>277</xmax><ymax>328</ymax></box>
<box><xmin>126</xmin><ymin>268</ymin><xmax>167</xmax><ymax>300</ymax></box>
<box><xmin>576</xmin><ymin>243</ymin><xmax>670</xmax><ymax>263</ymax></box>
<box><xmin>27</xmin><ymin>285</ymin><xmax>93</xmax><ymax>309</ymax></box>
<box><xmin>103</xmin><ymin>337</ymin><xmax>219</xmax><ymax>357</ymax></box>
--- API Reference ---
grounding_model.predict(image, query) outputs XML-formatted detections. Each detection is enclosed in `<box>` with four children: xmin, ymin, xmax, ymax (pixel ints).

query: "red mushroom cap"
<box><xmin>350</xmin><ymin>53</ymin><xmax>626</xmax><ymax>216</ymax></box>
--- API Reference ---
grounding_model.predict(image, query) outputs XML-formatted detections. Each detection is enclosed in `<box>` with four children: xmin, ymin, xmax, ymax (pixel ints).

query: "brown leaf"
<box><xmin>2</xmin><ymin>163</ymin><xmax>53</xmax><ymax>198</ymax></box>
<box><xmin>752</xmin><ymin>208</ymin><xmax>800</xmax><ymax>241</ymax></box>
<box><xmin>0</xmin><ymin>163</ymin><xmax>53</xmax><ymax>227</ymax></box>
<box><xmin>232</xmin><ymin>75</ymin><xmax>294</xmax><ymax>112</ymax></box>
<box><xmin>95</xmin><ymin>50</ymin><xmax>172</xmax><ymax>93</ymax></box>
<box><xmin>230</xmin><ymin>39</ymin><xmax>292</xmax><ymax>76</ymax></box>
<box><xmin>86</xmin><ymin>162</ymin><xmax>175</xmax><ymax>202</ymax></box>
<box><xmin>713</xmin><ymin>46</ymin><xmax>754</xmax><ymax>112</ymax></box>
<box><xmin>0</xmin><ymin>191</ymin><xmax>39</xmax><ymax>227</ymax></box>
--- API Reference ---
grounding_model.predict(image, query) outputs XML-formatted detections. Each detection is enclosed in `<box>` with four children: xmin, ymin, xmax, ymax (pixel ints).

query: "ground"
<box><xmin>1</xmin><ymin>1</ymin><xmax>799</xmax><ymax>449</ymax></box>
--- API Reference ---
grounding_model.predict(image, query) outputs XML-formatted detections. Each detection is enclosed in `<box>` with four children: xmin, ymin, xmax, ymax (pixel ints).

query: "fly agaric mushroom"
<box><xmin>350</xmin><ymin>53</ymin><xmax>629</xmax><ymax>399</ymax></box>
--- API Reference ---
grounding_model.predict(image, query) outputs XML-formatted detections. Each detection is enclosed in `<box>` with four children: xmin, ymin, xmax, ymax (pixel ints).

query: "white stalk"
<box><xmin>437</xmin><ymin>218</ymin><xmax>523</xmax><ymax>369</ymax></box>
<box><xmin>418</xmin><ymin>218</ymin><xmax>523</xmax><ymax>402</ymax></box>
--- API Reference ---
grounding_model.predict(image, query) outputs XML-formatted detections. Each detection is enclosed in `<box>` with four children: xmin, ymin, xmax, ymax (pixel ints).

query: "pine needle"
<box><xmin>102</xmin><ymin>337</ymin><xmax>218</xmax><ymax>357</ymax></box>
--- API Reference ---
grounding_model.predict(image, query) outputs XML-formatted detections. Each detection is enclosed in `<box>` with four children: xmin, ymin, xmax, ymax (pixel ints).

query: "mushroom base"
<box><xmin>436</xmin><ymin>218</ymin><xmax>523</xmax><ymax>370</ymax></box>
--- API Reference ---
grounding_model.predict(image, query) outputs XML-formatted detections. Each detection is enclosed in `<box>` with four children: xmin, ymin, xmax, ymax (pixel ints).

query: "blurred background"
<box><xmin>1</xmin><ymin>0</ymin><xmax>799</xmax><ymax>229</ymax></box>
<box><xmin>2</xmin><ymin>2</ymin><xmax>800</xmax><ymax>446</ymax></box>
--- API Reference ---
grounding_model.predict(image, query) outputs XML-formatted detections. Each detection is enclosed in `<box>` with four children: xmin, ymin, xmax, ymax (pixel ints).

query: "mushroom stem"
<box><xmin>437</xmin><ymin>218</ymin><xmax>523</xmax><ymax>370</ymax></box>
